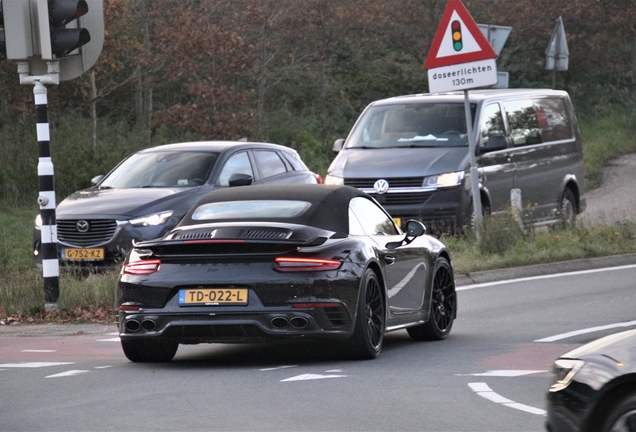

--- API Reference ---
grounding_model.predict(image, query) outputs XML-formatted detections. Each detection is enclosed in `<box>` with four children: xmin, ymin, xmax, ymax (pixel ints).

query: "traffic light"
<box><xmin>451</xmin><ymin>20</ymin><xmax>462</xmax><ymax>51</ymax></box>
<box><xmin>46</xmin><ymin>0</ymin><xmax>91</xmax><ymax>58</ymax></box>
<box><xmin>30</xmin><ymin>0</ymin><xmax>103</xmax><ymax>81</ymax></box>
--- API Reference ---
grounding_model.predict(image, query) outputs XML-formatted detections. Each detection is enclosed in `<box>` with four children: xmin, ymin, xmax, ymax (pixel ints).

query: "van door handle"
<box><xmin>384</xmin><ymin>255</ymin><xmax>396</xmax><ymax>265</ymax></box>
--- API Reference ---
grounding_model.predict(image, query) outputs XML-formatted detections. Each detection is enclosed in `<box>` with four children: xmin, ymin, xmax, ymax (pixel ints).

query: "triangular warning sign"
<box><xmin>424</xmin><ymin>0</ymin><xmax>497</xmax><ymax>69</ymax></box>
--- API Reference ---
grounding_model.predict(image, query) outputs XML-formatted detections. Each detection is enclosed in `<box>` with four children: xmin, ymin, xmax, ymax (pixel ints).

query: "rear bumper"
<box><xmin>118</xmin><ymin>308</ymin><xmax>354</xmax><ymax>344</ymax></box>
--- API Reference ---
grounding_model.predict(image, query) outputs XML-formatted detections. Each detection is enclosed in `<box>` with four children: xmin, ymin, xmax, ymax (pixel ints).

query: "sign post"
<box><xmin>424</xmin><ymin>0</ymin><xmax>498</xmax><ymax>243</ymax></box>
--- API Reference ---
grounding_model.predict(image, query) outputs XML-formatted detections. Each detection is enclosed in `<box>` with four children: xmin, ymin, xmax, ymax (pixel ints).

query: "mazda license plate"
<box><xmin>62</xmin><ymin>248</ymin><xmax>105</xmax><ymax>261</ymax></box>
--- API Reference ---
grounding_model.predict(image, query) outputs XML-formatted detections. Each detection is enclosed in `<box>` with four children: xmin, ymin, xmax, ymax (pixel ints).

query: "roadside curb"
<box><xmin>454</xmin><ymin>253</ymin><xmax>636</xmax><ymax>287</ymax></box>
<box><xmin>0</xmin><ymin>322</ymin><xmax>116</xmax><ymax>337</ymax></box>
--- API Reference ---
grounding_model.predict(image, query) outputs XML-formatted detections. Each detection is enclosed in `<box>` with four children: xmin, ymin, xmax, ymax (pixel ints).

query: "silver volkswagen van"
<box><xmin>326</xmin><ymin>89</ymin><xmax>586</xmax><ymax>231</ymax></box>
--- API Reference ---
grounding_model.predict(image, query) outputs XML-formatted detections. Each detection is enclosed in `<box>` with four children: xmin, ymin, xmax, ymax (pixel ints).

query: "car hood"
<box><xmin>563</xmin><ymin>329</ymin><xmax>636</xmax><ymax>364</ymax></box>
<box><xmin>328</xmin><ymin>146</ymin><xmax>469</xmax><ymax>178</ymax></box>
<box><xmin>56</xmin><ymin>187</ymin><xmax>206</xmax><ymax>219</ymax></box>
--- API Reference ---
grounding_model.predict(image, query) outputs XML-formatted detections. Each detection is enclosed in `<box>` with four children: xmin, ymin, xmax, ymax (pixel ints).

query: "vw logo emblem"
<box><xmin>374</xmin><ymin>179</ymin><xmax>389</xmax><ymax>195</ymax></box>
<box><xmin>76</xmin><ymin>220</ymin><xmax>90</xmax><ymax>233</ymax></box>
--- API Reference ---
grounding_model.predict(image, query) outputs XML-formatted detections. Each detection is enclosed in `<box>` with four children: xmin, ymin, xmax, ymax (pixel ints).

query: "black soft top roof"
<box><xmin>179</xmin><ymin>184</ymin><xmax>370</xmax><ymax>235</ymax></box>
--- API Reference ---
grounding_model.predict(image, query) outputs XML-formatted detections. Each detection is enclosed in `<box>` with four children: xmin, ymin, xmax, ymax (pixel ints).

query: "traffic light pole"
<box><xmin>18</xmin><ymin>61</ymin><xmax>61</xmax><ymax>309</ymax></box>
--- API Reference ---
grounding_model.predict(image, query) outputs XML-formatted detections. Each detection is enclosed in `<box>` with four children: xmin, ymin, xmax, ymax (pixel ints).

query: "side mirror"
<box><xmin>480</xmin><ymin>135</ymin><xmax>508</xmax><ymax>154</ymax></box>
<box><xmin>228</xmin><ymin>173</ymin><xmax>253</xmax><ymax>187</ymax></box>
<box><xmin>386</xmin><ymin>220</ymin><xmax>426</xmax><ymax>249</ymax></box>
<box><xmin>332</xmin><ymin>138</ymin><xmax>345</xmax><ymax>152</ymax></box>
<box><xmin>405</xmin><ymin>220</ymin><xmax>426</xmax><ymax>237</ymax></box>
<box><xmin>91</xmin><ymin>175</ymin><xmax>104</xmax><ymax>186</ymax></box>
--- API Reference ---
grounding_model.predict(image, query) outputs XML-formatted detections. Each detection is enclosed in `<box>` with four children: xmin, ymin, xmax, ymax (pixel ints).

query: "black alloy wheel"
<box><xmin>408</xmin><ymin>257</ymin><xmax>456</xmax><ymax>341</ymax></box>
<box><xmin>121</xmin><ymin>339</ymin><xmax>179</xmax><ymax>363</ymax></box>
<box><xmin>345</xmin><ymin>268</ymin><xmax>385</xmax><ymax>360</ymax></box>
<box><xmin>602</xmin><ymin>393</ymin><xmax>636</xmax><ymax>432</ymax></box>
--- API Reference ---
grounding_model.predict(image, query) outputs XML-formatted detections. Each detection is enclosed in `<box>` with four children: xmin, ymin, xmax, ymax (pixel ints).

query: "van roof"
<box><xmin>372</xmin><ymin>89</ymin><xmax>569</xmax><ymax>106</ymax></box>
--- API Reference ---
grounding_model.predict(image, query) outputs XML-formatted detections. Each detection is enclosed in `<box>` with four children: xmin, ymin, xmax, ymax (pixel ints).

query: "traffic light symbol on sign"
<box><xmin>452</xmin><ymin>20</ymin><xmax>462</xmax><ymax>51</ymax></box>
<box><xmin>48</xmin><ymin>0</ymin><xmax>91</xmax><ymax>57</ymax></box>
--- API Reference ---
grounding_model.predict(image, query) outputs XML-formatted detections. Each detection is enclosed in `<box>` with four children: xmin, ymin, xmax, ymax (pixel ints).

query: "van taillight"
<box><xmin>123</xmin><ymin>259</ymin><xmax>161</xmax><ymax>275</ymax></box>
<box><xmin>274</xmin><ymin>257</ymin><xmax>341</xmax><ymax>272</ymax></box>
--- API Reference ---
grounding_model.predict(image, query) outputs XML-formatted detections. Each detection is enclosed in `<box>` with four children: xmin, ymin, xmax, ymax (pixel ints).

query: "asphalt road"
<box><xmin>2</xmin><ymin>262</ymin><xmax>635</xmax><ymax>432</ymax></box>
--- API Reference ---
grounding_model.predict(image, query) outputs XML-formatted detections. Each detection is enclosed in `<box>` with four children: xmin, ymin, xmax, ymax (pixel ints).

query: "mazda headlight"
<box><xmin>129</xmin><ymin>211</ymin><xmax>174</xmax><ymax>227</ymax></box>
<box><xmin>423</xmin><ymin>171</ymin><xmax>465</xmax><ymax>188</ymax></box>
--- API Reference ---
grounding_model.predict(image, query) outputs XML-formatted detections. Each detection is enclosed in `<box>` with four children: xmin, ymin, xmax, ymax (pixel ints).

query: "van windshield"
<box><xmin>346</xmin><ymin>103</ymin><xmax>475</xmax><ymax>149</ymax></box>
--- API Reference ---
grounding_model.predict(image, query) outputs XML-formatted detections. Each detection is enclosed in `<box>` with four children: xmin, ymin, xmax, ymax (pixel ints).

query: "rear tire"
<box><xmin>344</xmin><ymin>269</ymin><xmax>385</xmax><ymax>360</ymax></box>
<box><xmin>407</xmin><ymin>257</ymin><xmax>456</xmax><ymax>341</ymax></box>
<box><xmin>121</xmin><ymin>339</ymin><xmax>178</xmax><ymax>363</ymax></box>
<box><xmin>559</xmin><ymin>188</ymin><xmax>576</xmax><ymax>228</ymax></box>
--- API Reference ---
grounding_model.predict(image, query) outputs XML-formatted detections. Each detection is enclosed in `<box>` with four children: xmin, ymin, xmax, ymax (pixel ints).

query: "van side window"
<box><xmin>504</xmin><ymin>100</ymin><xmax>542</xmax><ymax>146</ymax></box>
<box><xmin>534</xmin><ymin>97</ymin><xmax>573</xmax><ymax>142</ymax></box>
<box><xmin>479</xmin><ymin>103</ymin><xmax>505</xmax><ymax>145</ymax></box>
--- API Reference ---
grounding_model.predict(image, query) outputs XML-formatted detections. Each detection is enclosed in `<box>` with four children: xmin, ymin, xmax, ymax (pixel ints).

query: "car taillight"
<box><xmin>122</xmin><ymin>259</ymin><xmax>161</xmax><ymax>275</ymax></box>
<box><xmin>274</xmin><ymin>257</ymin><xmax>342</xmax><ymax>272</ymax></box>
<box><xmin>313</xmin><ymin>173</ymin><xmax>323</xmax><ymax>184</ymax></box>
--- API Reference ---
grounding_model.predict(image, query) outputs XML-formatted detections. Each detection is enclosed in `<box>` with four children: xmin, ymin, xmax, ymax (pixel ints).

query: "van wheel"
<box><xmin>559</xmin><ymin>189</ymin><xmax>576</xmax><ymax>228</ymax></box>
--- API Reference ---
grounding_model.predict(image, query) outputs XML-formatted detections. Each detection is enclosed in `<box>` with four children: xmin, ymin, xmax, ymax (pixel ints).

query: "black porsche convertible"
<box><xmin>115</xmin><ymin>184</ymin><xmax>457</xmax><ymax>362</ymax></box>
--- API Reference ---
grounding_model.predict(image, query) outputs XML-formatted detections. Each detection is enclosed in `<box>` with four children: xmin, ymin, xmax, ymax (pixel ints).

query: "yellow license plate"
<box><xmin>63</xmin><ymin>248</ymin><xmax>105</xmax><ymax>260</ymax></box>
<box><xmin>393</xmin><ymin>217</ymin><xmax>402</xmax><ymax>228</ymax></box>
<box><xmin>178</xmin><ymin>288</ymin><xmax>248</xmax><ymax>305</ymax></box>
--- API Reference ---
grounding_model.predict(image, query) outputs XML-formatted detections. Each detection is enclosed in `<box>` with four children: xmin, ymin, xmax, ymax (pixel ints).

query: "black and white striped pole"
<box><xmin>18</xmin><ymin>61</ymin><xmax>61</xmax><ymax>310</ymax></box>
<box><xmin>35</xmin><ymin>80</ymin><xmax>60</xmax><ymax>309</ymax></box>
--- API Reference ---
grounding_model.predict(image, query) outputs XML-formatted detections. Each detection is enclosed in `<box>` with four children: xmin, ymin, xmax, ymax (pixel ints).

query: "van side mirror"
<box><xmin>91</xmin><ymin>175</ymin><xmax>104</xmax><ymax>186</ymax></box>
<box><xmin>332</xmin><ymin>139</ymin><xmax>345</xmax><ymax>152</ymax></box>
<box><xmin>228</xmin><ymin>173</ymin><xmax>253</xmax><ymax>187</ymax></box>
<box><xmin>480</xmin><ymin>135</ymin><xmax>508</xmax><ymax>154</ymax></box>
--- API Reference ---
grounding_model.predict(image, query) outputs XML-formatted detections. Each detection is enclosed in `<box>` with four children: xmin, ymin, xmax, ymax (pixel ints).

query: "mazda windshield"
<box><xmin>100</xmin><ymin>151</ymin><xmax>219</xmax><ymax>188</ymax></box>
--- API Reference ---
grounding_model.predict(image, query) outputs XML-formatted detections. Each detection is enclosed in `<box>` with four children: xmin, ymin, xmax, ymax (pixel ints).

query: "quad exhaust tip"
<box><xmin>125</xmin><ymin>319</ymin><xmax>141</xmax><ymax>332</ymax></box>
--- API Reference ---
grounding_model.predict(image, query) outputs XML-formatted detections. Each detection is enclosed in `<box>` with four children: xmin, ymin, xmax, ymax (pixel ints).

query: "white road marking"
<box><xmin>94</xmin><ymin>366</ymin><xmax>112</xmax><ymax>369</ymax></box>
<box><xmin>281</xmin><ymin>373</ymin><xmax>348</xmax><ymax>382</ymax></box>
<box><xmin>20</xmin><ymin>350</ymin><xmax>56</xmax><ymax>353</ymax></box>
<box><xmin>0</xmin><ymin>362</ymin><xmax>74</xmax><ymax>368</ymax></box>
<box><xmin>535</xmin><ymin>320</ymin><xmax>636</xmax><ymax>342</ymax></box>
<box><xmin>326</xmin><ymin>369</ymin><xmax>344</xmax><ymax>373</ymax></box>
<box><xmin>46</xmin><ymin>370</ymin><xmax>89</xmax><ymax>378</ymax></box>
<box><xmin>457</xmin><ymin>263</ymin><xmax>636</xmax><ymax>291</ymax></box>
<box><xmin>468</xmin><ymin>382</ymin><xmax>546</xmax><ymax>416</ymax></box>
<box><xmin>458</xmin><ymin>370</ymin><xmax>547</xmax><ymax>377</ymax></box>
<box><xmin>260</xmin><ymin>365</ymin><xmax>298</xmax><ymax>371</ymax></box>
<box><xmin>97</xmin><ymin>337</ymin><xmax>121</xmax><ymax>342</ymax></box>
